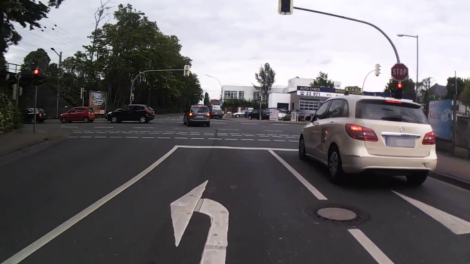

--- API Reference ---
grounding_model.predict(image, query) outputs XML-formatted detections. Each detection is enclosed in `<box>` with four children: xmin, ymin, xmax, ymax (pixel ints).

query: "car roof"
<box><xmin>324</xmin><ymin>94</ymin><xmax>420</xmax><ymax>106</ymax></box>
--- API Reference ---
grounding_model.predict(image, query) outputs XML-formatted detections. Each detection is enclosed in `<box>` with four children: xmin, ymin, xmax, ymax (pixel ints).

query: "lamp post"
<box><xmin>397</xmin><ymin>34</ymin><xmax>419</xmax><ymax>97</ymax></box>
<box><xmin>205</xmin><ymin>74</ymin><xmax>223</xmax><ymax>100</ymax></box>
<box><xmin>51</xmin><ymin>48</ymin><xmax>62</xmax><ymax>118</ymax></box>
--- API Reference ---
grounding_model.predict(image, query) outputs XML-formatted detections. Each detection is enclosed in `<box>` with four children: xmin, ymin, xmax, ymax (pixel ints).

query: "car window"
<box><xmin>314</xmin><ymin>101</ymin><xmax>332</xmax><ymax>120</ymax></box>
<box><xmin>355</xmin><ymin>99</ymin><xmax>429</xmax><ymax>124</ymax></box>
<box><xmin>191</xmin><ymin>106</ymin><xmax>209</xmax><ymax>113</ymax></box>
<box><xmin>88</xmin><ymin>108</ymin><xmax>94</xmax><ymax>113</ymax></box>
<box><xmin>131</xmin><ymin>106</ymin><xmax>144</xmax><ymax>111</ymax></box>
<box><xmin>325</xmin><ymin>99</ymin><xmax>349</xmax><ymax>118</ymax></box>
<box><xmin>76</xmin><ymin>108</ymin><xmax>85</xmax><ymax>112</ymax></box>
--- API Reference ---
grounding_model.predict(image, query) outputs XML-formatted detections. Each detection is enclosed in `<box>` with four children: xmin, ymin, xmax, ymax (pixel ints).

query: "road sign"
<box><xmin>391</xmin><ymin>63</ymin><xmax>408</xmax><ymax>81</ymax></box>
<box><xmin>171</xmin><ymin>181</ymin><xmax>229</xmax><ymax>264</ymax></box>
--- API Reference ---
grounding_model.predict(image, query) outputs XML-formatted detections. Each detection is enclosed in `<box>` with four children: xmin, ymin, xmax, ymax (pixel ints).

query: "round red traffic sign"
<box><xmin>391</xmin><ymin>63</ymin><xmax>408</xmax><ymax>81</ymax></box>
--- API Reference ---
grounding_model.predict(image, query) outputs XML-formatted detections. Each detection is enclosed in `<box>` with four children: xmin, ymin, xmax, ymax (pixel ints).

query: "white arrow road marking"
<box><xmin>393</xmin><ymin>191</ymin><xmax>470</xmax><ymax>235</ymax></box>
<box><xmin>170</xmin><ymin>181</ymin><xmax>229</xmax><ymax>264</ymax></box>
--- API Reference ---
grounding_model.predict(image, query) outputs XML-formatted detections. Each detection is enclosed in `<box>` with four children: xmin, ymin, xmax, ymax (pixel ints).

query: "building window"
<box><xmin>238</xmin><ymin>91</ymin><xmax>244</xmax><ymax>99</ymax></box>
<box><xmin>224</xmin><ymin>91</ymin><xmax>237</xmax><ymax>99</ymax></box>
<box><xmin>253</xmin><ymin>91</ymin><xmax>260</xmax><ymax>100</ymax></box>
<box><xmin>299</xmin><ymin>99</ymin><xmax>321</xmax><ymax>111</ymax></box>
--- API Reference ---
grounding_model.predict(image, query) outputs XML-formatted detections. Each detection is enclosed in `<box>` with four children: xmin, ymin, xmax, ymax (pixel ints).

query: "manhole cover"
<box><xmin>304</xmin><ymin>204</ymin><xmax>370</xmax><ymax>227</ymax></box>
<box><xmin>317</xmin><ymin>207</ymin><xmax>357</xmax><ymax>221</ymax></box>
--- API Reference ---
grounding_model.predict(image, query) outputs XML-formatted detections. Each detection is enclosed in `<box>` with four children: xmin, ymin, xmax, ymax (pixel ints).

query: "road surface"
<box><xmin>1</xmin><ymin>116</ymin><xmax>469</xmax><ymax>264</ymax></box>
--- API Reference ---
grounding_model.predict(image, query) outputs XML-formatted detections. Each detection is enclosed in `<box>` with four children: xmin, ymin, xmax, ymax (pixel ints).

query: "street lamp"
<box><xmin>51</xmin><ymin>47</ymin><xmax>62</xmax><ymax>118</ymax></box>
<box><xmin>205</xmin><ymin>74</ymin><xmax>223</xmax><ymax>100</ymax></box>
<box><xmin>397</xmin><ymin>34</ymin><xmax>419</xmax><ymax>97</ymax></box>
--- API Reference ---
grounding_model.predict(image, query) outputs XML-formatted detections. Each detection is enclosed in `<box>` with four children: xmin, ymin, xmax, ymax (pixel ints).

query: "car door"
<box><xmin>68</xmin><ymin>108</ymin><xmax>79</xmax><ymax>121</ymax></box>
<box><xmin>119</xmin><ymin>106</ymin><xmax>132</xmax><ymax>121</ymax></box>
<box><xmin>130</xmin><ymin>105</ymin><xmax>143</xmax><ymax>120</ymax></box>
<box><xmin>304</xmin><ymin>101</ymin><xmax>331</xmax><ymax>157</ymax></box>
<box><xmin>317</xmin><ymin>99</ymin><xmax>349</xmax><ymax>162</ymax></box>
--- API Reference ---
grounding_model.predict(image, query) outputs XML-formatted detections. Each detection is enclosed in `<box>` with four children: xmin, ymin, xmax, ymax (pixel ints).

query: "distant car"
<box><xmin>210</xmin><ymin>109</ymin><xmax>224</xmax><ymax>119</ymax></box>
<box><xmin>106</xmin><ymin>104</ymin><xmax>155</xmax><ymax>123</ymax></box>
<box><xmin>298</xmin><ymin>95</ymin><xmax>437</xmax><ymax>186</ymax></box>
<box><xmin>249</xmin><ymin>109</ymin><xmax>269</xmax><ymax>120</ymax></box>
<box><xmin>22</xmin><ymin>108</ymin><xmax>47</xmax><ymax>123</ymax></box>
<box><xmin>232</xmin><ymin>111</ymin><xmax>245</xmax><ymax>118</ymax></box>
<box><xmin>60</xmin><ymin>107</ymin><xmax>95</xmax><ymax>123</ymax></box>
<box><xmin>183</xmin><ymin>105</ymin><xmax>211</xmax><ymax>127</ymax></box>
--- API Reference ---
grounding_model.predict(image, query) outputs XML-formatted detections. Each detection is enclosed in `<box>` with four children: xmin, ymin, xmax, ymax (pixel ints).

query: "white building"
<box><xmin>221</xmin><ymin>77</ymin><xmax>343</xmax><ymax>111</ymax></box>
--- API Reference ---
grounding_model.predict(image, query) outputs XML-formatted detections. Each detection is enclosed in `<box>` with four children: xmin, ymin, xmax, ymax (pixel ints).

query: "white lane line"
<box><xmin>257</xmin><ymin>139</ymin><xmax>270</xmax><ymax>142</ymax></box>
<box><xmin>1</xmin><ymin>147</ymin><xmax>179</xmax><ymax>264</ymax></box>
<box><xmin>274</xmin><ymin>140</ymin><xmax>286</xmax><ymax>142</ymax></box>
<box><xmin>268</xmin><ymin>150</ymin><xmax>327</xmax><ymax>200</ymax></box>
<box><xmin>289</xmin><ymin>140</ymin><xmax>297</xmax><ymax>142</ymax></box>
<box><xmin>241</xmin><ymin>139</ymin><xmax>254</xmax><ymax>141</ymax></box>
<box><xmin>110</xmin><ymin>136</ymin><xmax>122</xmax><ymax>138</ymax></box>
<box><xmin>175</xmin><ymin>137</ymin><xmax>188</xmax><ymax>139</ymax></box>
<box><xmin>208</xmin><ymin>138</ymin><xmax>221</xmax><ymax>140</ymax></box>
<box><xmin>158</xmin><ymin>137</ymin><xmax>171</xmax><ymax>139</ymax></box>
<box><xmin>126</xmin><ymin>136</ymin><xmax>138</xmax><ymax>138</ymax></box>
<box><xmin>272</xmin><ymin>124</ymin><xmax>288</xmax><ymax>126</ymax></box>
<box><xmin>191</xmin><ymin>138</ymin><xmax>204</xmax><ymax>140</ymax></box>
<box><xmin>224</xmin><ymin>138</ymin><xmax>238</xmax><ymax>141</ymax></box>
<box><xmin>142</xmin><ymin>137</ymin><xmax>154</xmax><ymax>139</ymax></box>
<box><xmin>241</xmin><ymin>123</ymin><xmax>258</xmax><ymax>125</ymax></box>
<box><xmin>94</xmin><ymin>126</ymin><xmax>113</xmax><ymax>129</ymax></box>
<box><xmin>133</xmin><ymin>127</ymin><xmax>152</xmax><ymax>129</ymax></box>
<box><xmin>393</xmin><ymin>191</ymin><xmax>470</xmax><ymax>234</ymax></box>
<box><xmin>94</xmin><ymin>136</ymin><xmax>107</xmax><ymax>138</ymax></box>
<box><xmin>177</xmin><ymin>145</ymin><xmax>297</xmax><ymax>151</ymax></box>
<box><xmin>348</xmin><ymin>229</ymin><xmax>394</xmax><ymax>264</ymax></box>
<box><xmin>81</xmin><ymin>136</ymin><xmax>92</xmax><ymax>138</ymax></box>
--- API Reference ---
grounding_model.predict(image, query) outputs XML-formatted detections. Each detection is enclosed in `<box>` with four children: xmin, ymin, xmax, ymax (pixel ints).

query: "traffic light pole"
<box><xmin>362</xmin><ymin>70</ymin><xmax>375</xmax><ymax>90</ymax></box>
<box><xmin>129</xmin><ymin>68</ymin><xmax>188</xmax><ymax>104</ymax></box>
<box><xmin>33</xmin><ymin>85</ymin><xmax>38</xmax><ymax>134</ymax></box>
<box><xmin>293</xmin><ymin>6</ymin><xmax>401</xmax><ymax>63</ymax></box>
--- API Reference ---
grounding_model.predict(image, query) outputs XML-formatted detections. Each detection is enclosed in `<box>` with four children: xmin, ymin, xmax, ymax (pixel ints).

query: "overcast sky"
<box><xmin>5</xmin><ymin>0</ymin><xmax>469</xmax><ymax>99</ymax></box>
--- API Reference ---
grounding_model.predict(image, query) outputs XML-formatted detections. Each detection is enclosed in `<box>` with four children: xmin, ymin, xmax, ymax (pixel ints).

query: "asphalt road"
<box><xmin>1</xmin><ymin>116</ymin><xmax>470</xmax><ymax>264</ymax></box>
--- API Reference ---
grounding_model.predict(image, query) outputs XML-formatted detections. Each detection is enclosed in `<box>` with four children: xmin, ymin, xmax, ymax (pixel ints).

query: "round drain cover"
<box><xmin>317</xmin><ymin>207</ymin><xmax>357</xmax><ymax>221</ymax></box>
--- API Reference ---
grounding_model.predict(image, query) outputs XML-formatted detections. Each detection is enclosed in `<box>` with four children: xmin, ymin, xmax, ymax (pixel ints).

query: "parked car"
<box><xmin>298</xmin><ymin>95</ymin><xmax>436</xmax><ymax>186</ymax></box>
<box><xmin>232</xmin><ymin>111</ymin><xmax>245</xmax><ymax>118</ymax></box>
<box><xmin>210</xmin><ymin>109</ymin><xmax>224</xmax><ymax>119</ymax></box>
<box><xmin>60</xmin><ymin>107</ymin><xmax>95</xmax><ymax>123</ymax></box>
<box><xmin>22</xmin><ymin>108</ymin><xmax>48</xmax><ymax>123</ymax></box>
<box><xmin>183</xmin><ymin>104</ymin><xmax>211</xmax><ymax>126</ymax></box>
<box><xmin>249</xmin><ymin>109</ymin><xmax>269</xmax><ymax>120</ymax></box>
<box><xmin>106</xmin><ymin>104</ymin><xmax>155</xmax><ymax>123</ymax></box>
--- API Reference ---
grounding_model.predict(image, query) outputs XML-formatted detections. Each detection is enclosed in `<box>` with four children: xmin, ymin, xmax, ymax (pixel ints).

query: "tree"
<box><xmin>310</xmin><ymin>72</ymin><xmax>334</xmax><ymax>88</ymax></box>
<box><xmin>1</xmin><ymin>0</ymin><xmax>66</xmax><ymax>58</ymax></box>
<box><xmin>203</xmin><ymin>92</ymin><xmax>210</xmax><ymax>106</ymax></box>
<box><xmin>384</xmin><ymin>79</ymin><xmax>416</xmax><ymax>96</ymax></box>
<box><xmin>253</xmin><ymin>63</ymin><xmax>275</xmax><ymax>101</ymax></box>
<box><xmin>20</xmin><ymin>49</ymin><xmax>51</xmax><ymax>74</ymax></box>
<box><xmin>445</xmin><ymin>77</ymin><xmax>466</xmax><ymax>100</ymax></box>
<box><xmin>459</xmin><ymin>82</ymin><xmax>470</xmax><ymax>109</ymax></box>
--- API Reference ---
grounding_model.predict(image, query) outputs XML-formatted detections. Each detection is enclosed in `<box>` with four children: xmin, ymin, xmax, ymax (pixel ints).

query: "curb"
<box><xmin>429</xmin><ymin>171</ymin><xmax>470</xmax><ymax>190</ymax></box>
<box><xmin>0</xmin><ymin>131</ymin><xmax>71</xmax><ymax>159</ymax></box>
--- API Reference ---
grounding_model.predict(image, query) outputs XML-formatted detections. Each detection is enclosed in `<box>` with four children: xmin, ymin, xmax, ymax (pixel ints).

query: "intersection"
<box><xmin>0</xmin><ymin>117</ymin><xmax>469</xmax><ymax>264</ymax></box>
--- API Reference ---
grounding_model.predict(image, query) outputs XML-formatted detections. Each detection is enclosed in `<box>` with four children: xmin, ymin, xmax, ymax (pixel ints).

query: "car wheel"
<box><xmin>139</xmin><ymin>117</ymin><xmax>146</xmax><ymax>123</ymax></box>
<box><xmin>61</xmin><ymin>118</ymin><xmax>67</xmax><ymax>123</ymax></box>
<box><xmin>235</xmin><ymin>114</ymin><xmax>240</xmax><ymax>118</ymax></box>
<box><xmin>249</xmin><ymin>116</ymin><xmax>252</xmax><ymax>120</ymax></box>
<box><xmin>328</xmin><ymin>146</ymin><xmax>346</xmax><ymax>184</ymax></box>
<box><xmin>83</xmin><ymin>117</ymin><xmax>89</xmax><ymax>123</ymax></box>
<box><xmin>406</xmin><ymin>171</ymin><xmax>428</xmax><ymax>186</ymax></box>
<box><xmin>299</xmin><ymin>137</ymin><xmax>308</xmax><ymax>160</ymax></box>
<box><xmin>111</xmin><ymin>116</ymin><xmax>118</xmax><ymax>123</ymax></box>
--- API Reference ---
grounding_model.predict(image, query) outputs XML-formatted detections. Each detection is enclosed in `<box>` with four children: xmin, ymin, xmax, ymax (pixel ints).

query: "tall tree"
<box><xmin>0</xmin><ymin>0</ymin><xmax>66</xmax><ymax>58</ymax></box>
<box><xmin>20</xmin><ymin>48</ymin><xmax>51</xmax><ymax>74</ymax></box>
<box><xmin>203</xmin><ymin>92</ymin><xmax>210</xmax><ymax>106</ymax></box>
<box><xmin>445</xmin><ymin>76</ymin><xmax>466</xmax><ymax>100</ymax></box>
<box><xmin>384</xmin><ymin>79</ymin><xmax>416</xmax><ymax>96</ymax></box>
<box><xmin>253</xmin><ymin>63</ymin><xmax>275</xmax><ymax>101</ymax></box>
<box><xmin>310</xmin><ymin>72</ymin><xmax>334</xmax><ymax>88</ymax></box>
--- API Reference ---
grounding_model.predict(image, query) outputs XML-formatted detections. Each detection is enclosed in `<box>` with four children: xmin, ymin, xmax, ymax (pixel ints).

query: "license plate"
<box><xmin>385</xmin><ymin>136</ymin><xmax>415</xmax><ymax>148</ymax></box>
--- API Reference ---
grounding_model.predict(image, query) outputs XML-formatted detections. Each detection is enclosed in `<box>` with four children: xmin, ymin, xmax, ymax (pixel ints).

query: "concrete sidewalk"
<box><xmin>433</xmin><ymin>153</ymin><xmax>470</xmax><ymax>185</ymax></box>
<box><xmin>0</xmin><ymin>127</ymin><xmax>70</xmax><ymax>158</ymax></box>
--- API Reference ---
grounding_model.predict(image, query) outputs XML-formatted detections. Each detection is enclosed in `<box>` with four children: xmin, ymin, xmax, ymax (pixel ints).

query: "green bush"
<box><xmin>282</xmin><ymin>114</ymin><xmax>291</xmax><ymax>121</ymax></box>
<box><xmin>0</xmin><ymin>91</ymin><xmax>22</xmax><ymax>133</ymax></box>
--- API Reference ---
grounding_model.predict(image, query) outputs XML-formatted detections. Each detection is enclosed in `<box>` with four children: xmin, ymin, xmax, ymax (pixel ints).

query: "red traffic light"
<box><xmin>33</xmin><ymin>69</ymin><xmax>39</xmax><ymax>75</ymax></box>
<box><xmin>397</xmin><ymin>82</ymin><xmax>402</xmax><ymax>89</ymax></box>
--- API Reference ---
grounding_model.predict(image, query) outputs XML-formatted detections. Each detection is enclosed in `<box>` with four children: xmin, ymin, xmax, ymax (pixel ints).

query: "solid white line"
<box><xmin>274</xmin><ymin>140</ymin><xmax>286</xmax><ymax>142</ymax></box>
<box><xmin>268</xmin><ymin>150</ymin><xmax>327</xmax><ymax>200</ymax></box>
<box><xmin>258</xmin><ymin>139</ymin><xmax>270</xmax><ymax>141</ymax></box>
<box><xmin>175</xmin><ymin>137</ymin><xmax>188</xmax><ymax>139</ymax></box>
<box><xmin>241</xmin><ymin>139</ymin><xmax>254</xmax><ymax>141</ymax></box>
<box><xmin>158</xmin><ymin>137</ymin><xmax>171</xmax><ymax>139</ymax></box>
<box><xmin>224</xmin><ymin>138</ymin><xmax>237</xmax><ymax>141</ymax></box>
<box><xmin>208</xmin><ymin>138</ymin><xmax>221</xmax><ymax>140</ymax></box>
<box><xmin>1</xmin><ymin>147</ymin><xmax>179</xmax><ymax>264</ymax></box>
<box><xmin>142</xmin><ymin>137</ymin><xmax>154</xmax><ymax>139</ymax></box>
<box><xmin>176</xmin><ymin>145</ymin><xmax>297</xmax><ymax>151</ymax></box>
<box><xmin>191</xmin><ymin>138</ymin><xmax>204</xmax><ymax>140</ymax></box>
<box><xmin>393</xmin><ymin>191</ymin><xmax>470</xmax><ymax>234</ymax></box>
<box><xmin>126</xmin><ymin>136</ymin><xmax>138</xmax><ymax>138</ymax></box>
<box><xmin>348</xmin><ymin>229</ymin><xmax>394</xmax><ymax>264</ymax></box>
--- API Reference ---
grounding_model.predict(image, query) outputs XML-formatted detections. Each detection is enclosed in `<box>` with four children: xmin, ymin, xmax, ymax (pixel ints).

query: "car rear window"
<box><xmin>355</xmin><ymin>99</ymin><xmax>429</xmax><ymax>124</ymax></box>
<box><xmin>191</xmin><ymin>106</ymin><xmax>209</xmax><ymax>113</ymax></box>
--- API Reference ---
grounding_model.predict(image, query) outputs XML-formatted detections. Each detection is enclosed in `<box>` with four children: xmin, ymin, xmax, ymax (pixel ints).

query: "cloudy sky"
<box><xmin>5</xmin><ymin>0</ymin><xmax>469</xmax><ymax>100</ymax></box>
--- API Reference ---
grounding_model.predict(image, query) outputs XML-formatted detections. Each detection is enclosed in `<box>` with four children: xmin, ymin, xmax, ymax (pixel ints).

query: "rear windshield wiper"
<box><xmin>381</xmin><ymin>116</ymin><xmax>403</xmax><ymax>122</ymax></box>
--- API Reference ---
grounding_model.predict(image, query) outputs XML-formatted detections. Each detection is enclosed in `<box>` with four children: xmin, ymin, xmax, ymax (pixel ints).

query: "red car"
<box><xmin>60</xmin><ymin>107</ymin><xmax>95</xmax><ymax>123</ymax></box>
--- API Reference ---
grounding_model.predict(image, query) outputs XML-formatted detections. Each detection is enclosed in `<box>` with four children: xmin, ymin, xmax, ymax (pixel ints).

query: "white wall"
<box><xmin>221</xmin><ymin>85</ymin><xmax>257</xmax><ymax>100</ymax></box>
<box><xmin>268</xmin><ymin>93</ymin><xmax>291</xmax><ymax>109</ymax></box>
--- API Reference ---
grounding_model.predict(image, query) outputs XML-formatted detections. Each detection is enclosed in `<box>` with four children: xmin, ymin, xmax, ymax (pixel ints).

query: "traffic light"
<box><xmin>374</xmin><ymin>64</ymin><xmax>381</xmax><ymax>76</ymax></box>
<box><xmin>183</xmin><ymin>65</ymin><xmax>191</xmax><ymax>77</ymax></box>
<box><xmin>32</xmin><ymin>68</ymin><xmax>44</xmax><ymax>85</ymax></box>
<box><xmin>34</xmin><ymin>68</ymin><xmax>39</xmax><ymax>75</ymax></box>
<box><xmin>278</xmin><ymin>0</ymin><xmax>293</xmax><ymax>15</ymax></box>
<box><xmin>395</xmin><ymin>82</ymin><xmax>403</xmax><ymax>99</ymax></box>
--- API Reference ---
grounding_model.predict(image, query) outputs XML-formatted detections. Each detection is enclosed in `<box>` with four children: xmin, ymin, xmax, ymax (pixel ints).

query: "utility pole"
<box><xmin>51</xmin><ymin>48</ymin><xmax>62</xmax><ymax>118</ymax></box>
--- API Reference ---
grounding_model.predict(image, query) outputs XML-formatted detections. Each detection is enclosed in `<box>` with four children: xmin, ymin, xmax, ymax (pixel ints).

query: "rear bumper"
<box><xmin>341</xmin><ymin>154</ymin><xmax>437</xmax><ymax>174</ymax></box>
<box><xmin>188</xmin><ymin>118</ymin><xmax>210</xmax><ymax>123</ymax></box>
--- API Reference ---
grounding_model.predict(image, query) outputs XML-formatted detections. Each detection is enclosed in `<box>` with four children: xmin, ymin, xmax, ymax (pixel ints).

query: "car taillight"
<box><xmin>38</xmin><ymin>114</ymin><xmax>42</xmax><ymax>117</ymax></box>
<box><xmin>345</xmin><ymin>124</ymin><xmax>378</xmax><ymax>142</ymax></box>
<box><xmin>189</xmin><ymin>112</ymin><xmax>193</xmax><ymax>117</ymax></box>
<box><xmin>422</xmin><ymin>131</ymin><xmax>435</xmax><ymax>145</ymax></box>
<box><xmin>146</xmin><ymin>110</ymin><xmax>152</xmax><ymax>114</ymax></box>
<box><xmin>206</xmin><ymin>113</ymin><xmax>210</xmax><ymax>117</ymax></box>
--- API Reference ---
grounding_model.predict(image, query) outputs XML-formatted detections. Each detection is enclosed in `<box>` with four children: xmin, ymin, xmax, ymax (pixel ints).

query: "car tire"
<box><xmin>139</xmin><ymin>117</ymin><xmax>146</xmax><ymax>123</ymax></box>
<box><xmin>206</xmin><ymin>122</ymin><xmax>210</xmax><ymax>127</ymax></box>
<box><xmin>235</xmin><ymin>115</ymin><xmax>240</xmax><ymax>118</ymax></box>
<box><xmin>406</xmin><ymin>171</ymin><xmax>428</xmax><ymax>186</ymax></box>
<box><xmin>83</xmin><ymin>117</ymin><xmax>89</xmax><ymax>123</ymax></box>
<box><xmin>111</xmin><ymin>116</ymin><xmax>118</xmax><ymax>123</ymax></box>
<box><xmin>328</xmin><ymin>146</ymin><xmax>346</xmax><ymax>184</ymax></box>
<box><xmin>61</xmin><ymin>117</ymin><xmax>67</xmax><ymax>123</ymax></box>
<box><xmin>299</xmin><ymin>137</ymin><xmax>308</xmax><ymax>160</ymax></box>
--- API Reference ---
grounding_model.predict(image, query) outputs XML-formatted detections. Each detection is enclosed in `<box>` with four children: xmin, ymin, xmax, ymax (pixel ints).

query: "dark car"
<box><xmin>183</xmin><ymin>105</ymin><xmax>211</xmax><ymax>127</ymax></box>
<box><xmin>249</xmin><ymin>109</ymin><xmax>269</xmax><ymax>120</ymax></box>
<box><xmin>22</xmin><ymin>108</ymin><xmax>48</xmax><ymax>123</ymax></box>
<box><xmin>210</xmin><ymin>109</ymin><xmax>224</xmax><ymax>119</ymax></box>
<box><xmin>106</xmin><ymin>104</ymin><xmax>155</xmax><ymax>123</ymax></box>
